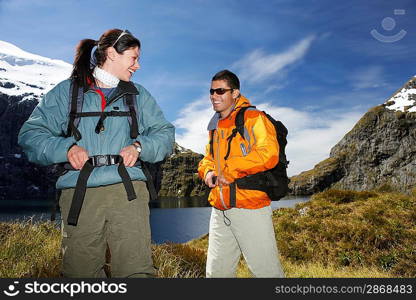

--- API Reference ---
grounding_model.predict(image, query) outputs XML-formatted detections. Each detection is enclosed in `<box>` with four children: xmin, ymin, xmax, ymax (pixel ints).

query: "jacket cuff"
<box><xmin>204</xmin><ymin>169</ymin><xmax>214</xmax><ymax>180</ymax></box>
<box><xmin>135</xmin><ymin>137</ymin><xmax>149</xmax><ymax>161</ymax></box>
<box><xmin>67</xmin><ymin>142</ymin><xmax>77</xmax><ymax>153</ymax></box>
<box><xmin>56</xmin><ymin>137</ymin><xmax>77</xmax><ymax>162</ymax></box>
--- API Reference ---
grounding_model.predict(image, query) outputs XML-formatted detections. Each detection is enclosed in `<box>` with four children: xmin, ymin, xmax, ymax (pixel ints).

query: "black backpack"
<box><xmin>63</xmin><ymin>80</ymin><xmax>163</xmax><ymax>200</ymax></box>
<box><xmin>210</xmin><ymin>105</ymin><xmax>290</xmax><ymax>201</ymax></box>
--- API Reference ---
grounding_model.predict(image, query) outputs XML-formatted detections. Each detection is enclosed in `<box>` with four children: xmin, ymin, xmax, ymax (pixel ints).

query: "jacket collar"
<box><xmin>85</xmin><ymin>79</ymin><xmax>139</xmax><ymax>107</ymax></box>
<box><xmin>116</xmin><ymin>80</ymin><xmax>139</xmax><ymax>95</ymax></box>
<box><xmin>233</xmin><ymin>95</ymin><xmax>251</xmax><ymax>112</ymax></box>
<box><xmin>86</xmin><ymin>79</ymin><xmax>138</xmax><ymax>95</ymax></box>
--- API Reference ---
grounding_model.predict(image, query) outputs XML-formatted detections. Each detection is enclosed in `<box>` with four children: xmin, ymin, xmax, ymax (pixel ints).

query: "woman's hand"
<box><xmin>119</xmin><ymin>145</ymin><xmax>139</xmax><ymax>167</ymax></box>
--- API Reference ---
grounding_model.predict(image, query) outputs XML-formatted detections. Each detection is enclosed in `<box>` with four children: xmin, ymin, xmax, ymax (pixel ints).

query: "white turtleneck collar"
<box><xmin>92</xmin><ymin>67</ymin><xmax>120</xmax><ymax>88</ymax></box>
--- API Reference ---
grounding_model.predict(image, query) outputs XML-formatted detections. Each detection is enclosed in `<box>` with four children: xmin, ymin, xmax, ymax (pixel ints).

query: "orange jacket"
<box><xmin>198</xmin><ymin>95</ymin><xmax>279</xmax><ymax>210</ymax></box>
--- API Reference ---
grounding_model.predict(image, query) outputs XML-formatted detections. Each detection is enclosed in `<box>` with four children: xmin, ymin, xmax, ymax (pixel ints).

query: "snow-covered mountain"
<box><xmin>0</xmin><ymin>40</ymin><xmax>71</xmax><ymax>101</ymax></box>
<box><xmin>384</xmin><ymin>75</ymin><xmax>416</xmax><ymax>113</ymax></box>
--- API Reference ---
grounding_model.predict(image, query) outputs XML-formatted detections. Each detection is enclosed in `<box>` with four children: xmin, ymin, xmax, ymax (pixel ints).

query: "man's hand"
<box><xmin>205</xmin><ymin>172</ymin><xmax>231</xmax><ymax>188</ymax></box>
<box><xmin>119</xmin><ymin>145</ymin><xmax>139</xmax><ymax>167</ymax></box>
<box><xmin>67</xmin><ymin>145</ymin><xmax>89</xmax><ymax>170</ymax></box>
<box><xmin>216</xmin><ymin>174</ymin><xmax>230</xmax><ymax>186</ymax></box>
<box><xmin>204</xmin><ymin>171</ymin><xmax>217</xmax><ymax>188</ymax></box>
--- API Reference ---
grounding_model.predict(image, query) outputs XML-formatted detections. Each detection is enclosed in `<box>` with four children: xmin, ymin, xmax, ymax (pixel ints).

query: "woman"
<box><xmin>18</xmin><ymin>29</ymin><xmax>175</xmax><ymax>277</ymax></box>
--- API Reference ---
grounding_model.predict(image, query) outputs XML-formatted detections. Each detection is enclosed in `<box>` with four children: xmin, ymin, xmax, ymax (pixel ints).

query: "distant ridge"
<box><xmin>290</xmin><ymin>76</ymin><xmax>416</xmax><ymax>195</ymax></box>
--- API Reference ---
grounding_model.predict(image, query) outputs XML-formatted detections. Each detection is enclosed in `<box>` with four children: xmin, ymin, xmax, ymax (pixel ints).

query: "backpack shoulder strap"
<box><xmin>67</xmin><ymin>80</ymin><xmax>84</xmax><ymax>141</ymax></box>
<box><xmin>123</xmin><ymin>94</ymin><xmax>139</xmax><ymax>139</ymax></box>
<box><xmin>223</xmin><ymin>105</ymin><xmax>256</xmax><ymax>160</ymax></box>
<box><xmin>235</xmin><ymin>105</ymin><xmax>256</xmax><ymax>139</ymax></box>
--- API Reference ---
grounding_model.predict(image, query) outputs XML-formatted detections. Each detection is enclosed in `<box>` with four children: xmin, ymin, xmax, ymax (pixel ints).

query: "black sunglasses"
<box><xmin>210</xmin><ymin>88</ymin><xmax>233</xmax><ymax>95</ymax></box>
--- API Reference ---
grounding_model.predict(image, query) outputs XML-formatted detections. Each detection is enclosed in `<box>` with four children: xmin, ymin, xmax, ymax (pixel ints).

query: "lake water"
<box><xmin>0</xmin><ymin>196</ymin><xmax>309</xmax><ymax>244</ymax></box>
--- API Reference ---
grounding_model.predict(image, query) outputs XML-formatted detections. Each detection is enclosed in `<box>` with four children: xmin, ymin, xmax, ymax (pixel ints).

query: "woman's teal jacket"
<box><xmin>18</xmin><ymin>79</ymin><xmax>175</xmax><ymax>189</ymax></box>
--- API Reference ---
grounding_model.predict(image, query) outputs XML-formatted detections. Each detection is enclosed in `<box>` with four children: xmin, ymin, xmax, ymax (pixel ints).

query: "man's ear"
<box><xmin>232</xmin><ymin>89</ymin><xmax>240</xmax><ymax>99</ymax></box>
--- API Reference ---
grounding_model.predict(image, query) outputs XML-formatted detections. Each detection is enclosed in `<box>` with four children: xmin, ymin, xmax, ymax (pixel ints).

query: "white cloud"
<box><xmin>349</xmin><ymin>65</ymin><xmax>386</xmax><ymax>90</ymax></box>
<box><xmin>174</xmin><ymin>99</ymin><xmax>362</xmax><ymax>177</ymax></box>
<box><xmin>232</xmin><ymin>35</ymin><xmax>315</xmax><ymax>83</ymax></box>
<box><xmin>174</xmin><ymin>95</ymin><xmax>214</xmax><ymax>156</ymax></box>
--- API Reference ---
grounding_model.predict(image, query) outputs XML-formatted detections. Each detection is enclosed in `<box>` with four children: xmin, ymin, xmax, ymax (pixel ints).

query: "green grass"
<box><xmin>0</xmin><ymin>219</ymin><xmax>61</xmax><ymax>277</ymax></box>
<box><xmin>274</xmin><ymin>189</ymin><xmax>416</xmax><ymax>277</ymax></box>
<box><xmin>1</xmin><ymin>189</ymin><xmax>414</xmax><ymax>277</ymax></box>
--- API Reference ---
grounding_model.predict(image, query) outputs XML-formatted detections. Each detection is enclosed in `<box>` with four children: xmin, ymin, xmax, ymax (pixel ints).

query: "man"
<box><xmin>18</xmin><ymin>29</ymin><xmax>174</xmax><ymax>277</ymax></box>
<box><xmin>198</xmin><ymin>70</ymin><xmax>284</xmax><ymax>278</ymax></box>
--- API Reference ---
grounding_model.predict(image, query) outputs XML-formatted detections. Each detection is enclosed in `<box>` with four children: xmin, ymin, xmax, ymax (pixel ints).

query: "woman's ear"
<box><xmin>106</xmin><ymin>47</ymin><xmax>116</xmax><ymax>61</ymax></box>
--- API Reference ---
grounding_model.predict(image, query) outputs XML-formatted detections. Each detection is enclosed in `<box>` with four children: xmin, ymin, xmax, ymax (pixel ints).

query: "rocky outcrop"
<box><xmin>158</xmin><ymin>143</ymin><xmax>208</xmax><ymax>198</ymax></box>
<box><xmin>0</xmin><ymin>91</ymin><xmax>56</xmax><ymax>201</ymax></box>
<box><xmin>0</xmin><ymin>93</ymin><xmax>39</xmax><ymax>154</ymax></box>
<box><xmin>290</xmin><ymin>77</ymin><xmax>416</xmax><ymax>195</ymax></box>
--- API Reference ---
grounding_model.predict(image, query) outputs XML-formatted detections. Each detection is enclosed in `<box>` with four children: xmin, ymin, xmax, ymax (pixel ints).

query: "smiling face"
<box><xmin>210</xmin><ymin>80</ymin><xmax>240</xmax><ymax>118</ymax></box>
<box><xmin>103</xmin><ymin>46</ymin><xmax>140</xmax><ymax>82</ymax></box>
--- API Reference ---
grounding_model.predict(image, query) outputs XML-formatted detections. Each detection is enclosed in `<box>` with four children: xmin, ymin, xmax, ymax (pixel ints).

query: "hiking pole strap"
<box><xmin>67</xmin><ymin>161</ymin><xmax>94</xmax><ymax>226</ymax></box>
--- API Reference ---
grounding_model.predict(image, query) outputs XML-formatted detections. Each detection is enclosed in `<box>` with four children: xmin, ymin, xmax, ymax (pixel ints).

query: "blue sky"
<box><xmin>1</xmin><ymin>0</ymin><xmax>415</xmax><ymax>175</ymax></box>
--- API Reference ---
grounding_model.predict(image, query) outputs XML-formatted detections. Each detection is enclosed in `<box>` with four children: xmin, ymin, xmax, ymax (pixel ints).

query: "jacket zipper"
<box><xmin>215</xmin><ymin>129</ymin><xmax>228</xmax><ymax>210</ymax></box>
<box><xmin>90</xmin><ymin>90</ymin><xmax>108</xmax><ymax>153</ymax></box>
<box><xmin>87</xmin><ymin>90</ymin><xmax>136</xmax><ymax>154</ymax></box>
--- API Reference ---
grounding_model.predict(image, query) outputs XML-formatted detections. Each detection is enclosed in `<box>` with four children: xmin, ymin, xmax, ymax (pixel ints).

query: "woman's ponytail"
<box><xmin>70</xmin><ymin>39</ymin><xmax>96</xmax><ymax>88</ymax></box>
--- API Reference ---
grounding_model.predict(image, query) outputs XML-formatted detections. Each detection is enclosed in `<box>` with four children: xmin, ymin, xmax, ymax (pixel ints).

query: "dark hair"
<box><xmin>70</xmin><ymin>29</ymin><xmax>141</xmax><ymax>88</ymax></box>
<box><xmin>212</xmin><ymin>69</ymin><xmax>240</xmax><ymax>90</ymax></box>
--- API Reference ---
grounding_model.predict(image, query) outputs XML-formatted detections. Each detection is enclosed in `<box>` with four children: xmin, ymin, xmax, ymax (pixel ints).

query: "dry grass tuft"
<box><xmin>152</xmin><ymin>243</ymin><xmax>206</xmax><ymax>278</ymax></box>
<box><xmin>0</xmin><ymin>219</ymin><xmax>61</xmax><ymax>277</ymax></box>
<box><xmin>274</xmin><ymin>189</ymin><xmax>416</xmax><ymax>277</ymax></box>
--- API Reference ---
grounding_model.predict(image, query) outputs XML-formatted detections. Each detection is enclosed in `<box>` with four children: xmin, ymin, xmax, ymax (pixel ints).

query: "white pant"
<box><xmin>206</xmin><ymin>205</ymin><xmax>284</xmax><ymax>278</ymax></box>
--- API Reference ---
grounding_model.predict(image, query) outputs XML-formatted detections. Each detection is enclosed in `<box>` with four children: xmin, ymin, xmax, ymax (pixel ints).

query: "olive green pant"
<box><xmin>59</xmin><ymin>181</ymin><xmax>156</xmax><ymax>278</ymax></box>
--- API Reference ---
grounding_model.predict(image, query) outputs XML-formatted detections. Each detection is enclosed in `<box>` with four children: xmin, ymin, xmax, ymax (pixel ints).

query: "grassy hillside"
<box><xmin>1</xmin><ymin>189</ymin><xmax>414</xmax><ymax>277</ymax></box>
<box><xmin>274</xmin><ymin>189</ymin><xmax>416</xmax><ymax>277</ymax></box>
